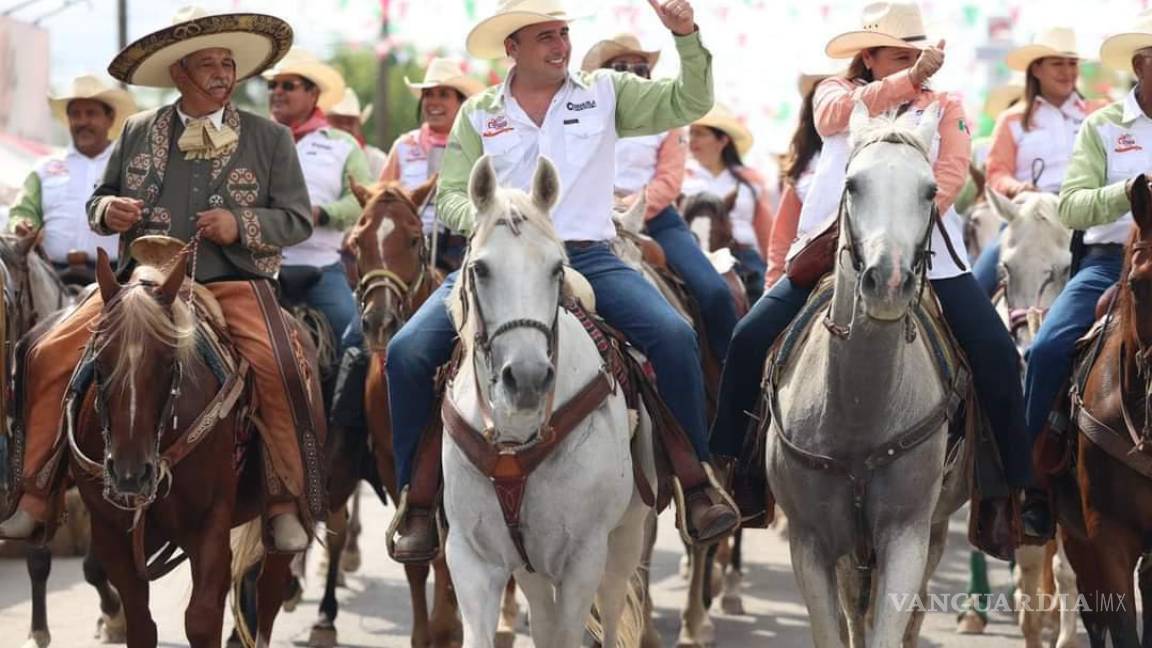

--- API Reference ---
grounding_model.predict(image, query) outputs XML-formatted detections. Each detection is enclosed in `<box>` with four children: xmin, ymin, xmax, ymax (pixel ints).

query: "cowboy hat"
<box><xmin>108</xmin><ymin>6</ymin><xmax>292</xmax><ymax>88</ymax></box>
<box><xmin>466</xmin><ymin>0</ymin><xmax>584</xmax><ymax>59</ymax></box>
<box><xmin>328</xmin><ymin>87</ymin><xmax>374</xmax><ymax>124</ymax></box>
<box><xmin>695</xmin><ymin>105</ymin><xmax>754</xmax><ymax>157</ymax></box>
<box><xmin>1005</xmin><ymin>27</ymin><xmax>1083</xmax><ymax>71</ymax></box>
<box><xmin>825</xmin><ymin>1</ymin><xmax>932</xmax><ymax>59</ymax></box>
<box><xmin>262</xmin><ymin>47</ymin><xmax>347</xmax><ymax>111</ymax></box>
<box><xmin>983</xmin><ymin>73</ymin><xmax>1025</xmax><ymax>119</ymax></box>
<box><xmin>49</xmin><ymin>74</ymin><xmax>137</xmax><ymax>140</ymax></box>
<box><xmin>798</xmin><ymin>51</ymin><xmax>843</xmax><ymax>96</ymax></box>
<box><xmin>580</xmin><ymin>33</ymin><xmax>660</xmax><ymax>72</ymax></box>
<box><xmin>404</xmin><ymin>58</ymin><xmax>486</xmax><ymax>98</ymax></box>
<box><xmin>1100</xmin><ymin>10</ymin><xmax>1152</xmax><ymax>71</ymax></box>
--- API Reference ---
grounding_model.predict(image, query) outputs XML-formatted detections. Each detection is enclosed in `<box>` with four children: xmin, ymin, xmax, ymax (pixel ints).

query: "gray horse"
<box><xmin>767</xmin><ymin>102</ymin><xmax>970</xmax><ymax>647</ymax></box>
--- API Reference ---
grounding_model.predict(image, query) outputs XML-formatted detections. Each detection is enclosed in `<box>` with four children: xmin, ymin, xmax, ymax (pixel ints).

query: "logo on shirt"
<box><xmin>566</xmin><ymin>100</ymin><xmax>597</xmax><ymax>112</ymax></box>
<box><xmin>1116</xmin><ymin>132</ymin><xmax>1143</xmax><ymax>153</ymax></box>
<box><xmin>483</xmin><ymin>115</ymin><xmax>514</xmax><ymax>138</ymax></box>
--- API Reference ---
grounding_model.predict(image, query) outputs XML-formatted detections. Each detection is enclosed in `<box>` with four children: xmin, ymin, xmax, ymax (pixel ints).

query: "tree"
<box><xmin>329</xmin><ymin>44</ymin><xmax>424</xmax><ymax>151</ymax></box>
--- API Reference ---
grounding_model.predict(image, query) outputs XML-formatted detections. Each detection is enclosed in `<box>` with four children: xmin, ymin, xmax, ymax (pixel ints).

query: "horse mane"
<box><xmin>91</xmin><ymin>266</ymin><xmax>197</xmax><ymax>386</ymax></box>
<box><xmin>850</xmin><ymin>115</ymin><xmax>931</xmax><ymax>160</ymax></box>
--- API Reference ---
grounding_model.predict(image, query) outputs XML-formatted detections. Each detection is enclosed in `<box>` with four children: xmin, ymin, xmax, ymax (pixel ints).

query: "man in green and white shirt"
<box><xmin>385</xmin><ymin>0</ymin><xmax>739</xmax><ymax>564</ymax></box>
<box><xmin>1020</xmin><ymin>23</ymin><xmax>1152</xmax><ymax>538</ymax></box>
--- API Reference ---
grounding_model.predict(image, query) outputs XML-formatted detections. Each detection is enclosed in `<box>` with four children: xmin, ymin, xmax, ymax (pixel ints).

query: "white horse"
<box><xmin>443</xmin><ymin>155</ymin><xmax>655</xmax><ymax>648</ymax></box>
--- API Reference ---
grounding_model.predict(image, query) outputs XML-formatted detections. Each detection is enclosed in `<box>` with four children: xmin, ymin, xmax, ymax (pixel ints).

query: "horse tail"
<box><xmin>586</xmin><ymin>566</ymin><xmax>648</xmax><ymax>647</ymax></box>
<box><xmin>230</xmin><ymin>518</ymin><xmax>264</xmax><ymax>583</ymax></box>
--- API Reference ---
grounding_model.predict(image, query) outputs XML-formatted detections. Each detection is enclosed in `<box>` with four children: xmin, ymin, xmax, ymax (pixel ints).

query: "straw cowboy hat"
<box><xmin>49</xmin><ymin>74</ymin><xmax>137</xmax><ymax>140</ymax></box>
<box><xmin>580</xmin><ymin>33</ymin><xmax>660</xmax><ymax>72</ymax></box>
<box><xmin>695</xmin><ymin>105</ymin><xmax>754</xmax><ymax>157</ymax></box>
<box><xmin>328</xmin><ymin>88</ymin><xmax>374</xmax><ymax>124</ymax></box>
<box><xmin>107</xmin><ymin>6</ymin><xmax>292</xmax><ymax>88</ymax></box>
<box><xmin>404</xmin><ymin>58</ymin><xmax>486</xmax><ymax>98</ymax></box>
<box><xmin>1100</xmin><ymin>10</ymin><xmax>1152</xmax><ymax>71</ymax></box>
<box><xmin>798</xmin><ymin>51</ymin><xmax>843</xmax><ymax>96</ymax></box>
<box><xmin>984</xmin><ymin>73</ymin><xmax>1025</xmax><ymax>119</ymax></box>
<box><xmin>262</xmin><ymin>47</ymin><xmax>347</xmax><ymax>111</ymax></box>
<box><xmin>1005</xmin><ymin>27</ymin><xmax>1083</xmax><ymax>71</ymax></box>
<box><xmin>825</xmin><ymin>1</ymin><xmax>933</xmax><ymax>59</ymax></box>
<box><xmin>466</xmin><ymin>0</ymin><xmax>584</xmax><ymax>59</ymax></box>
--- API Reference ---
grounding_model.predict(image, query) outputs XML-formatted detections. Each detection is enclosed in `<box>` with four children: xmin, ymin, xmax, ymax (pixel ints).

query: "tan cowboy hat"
<box><xmin>262</xmin><ymin>47</ymin><xmax>347</xmax><ymax>111</ymax></box>
<box><xmin>798</xmin><ymin>52</ymin><xmax>843</xmax><ymax>96</ymax></box>
<box><xmin>695</xmin><ymin>105</ymin><xmax>754</xmax><ymax>157</ymax></box>
<box><xmin>404</xmin><ymin>57</ymin><xmax>486</xmax><ymax>98</ymax></box>
<box><xmin>825</xmin><ymin>1</ymin><xmax>932</xmax><ymax>59</ymax></box>
<box><xmin>1005</xmin><ymin>27</ymin><xmax>1082</xmax><ymax>71</ymax></box>
<box><xmin>328</xmin><ymin>87</ymin><xmax>374</xmax><ymax>124</ymax></box>
<box><xmin>108</xmin><ymin>6</ymin><xmax>292</xmax><ymax>88</ymax></box>
<box><xmin>49</xmin><ymin>74</ymin><xmax>137</xmax><ymax>140</ymax></box>
<box><xmin>984</xmin><ymin>73</ymin><xmax>1025</xmax><ymax>119</ymax></box>
<box><xmin>1100</xmin><ymin>10</ymin><xmax>1152</xmax><ymax>71</ymax></box>
<box><xmin>466</xmin><ymin>0</ymin><xmax>584</xmax><ymax>59</ymax></box>
<box><xmin>580</xmin><ymin>33</ymin><xmax>660</xmax><ymax>72</ymax></box>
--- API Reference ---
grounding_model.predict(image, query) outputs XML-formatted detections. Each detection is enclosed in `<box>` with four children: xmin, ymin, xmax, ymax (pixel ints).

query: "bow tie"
<box><xmin>177</xmin><ymin>117</ymin><xmax>238</xmax><ymax>160</ymax></box>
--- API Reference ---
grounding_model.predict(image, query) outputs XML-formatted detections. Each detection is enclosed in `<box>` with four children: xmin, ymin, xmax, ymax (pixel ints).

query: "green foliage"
<box><xmin>329</xmin><ymin>44</ymin><xmax>427</xmax><ymax>150</ymax></box>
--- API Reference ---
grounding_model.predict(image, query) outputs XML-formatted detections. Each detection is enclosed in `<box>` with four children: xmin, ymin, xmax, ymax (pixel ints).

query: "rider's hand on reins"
<box><xmin>648</xmin><ymin>0</ymin><xmax>696</xmax><ymax>36</ymax></box>
<box><xmin>196</xmin><ymin>209</ymin><xmax>239</xmax><ymax>245</ymax></box>
<box><xmin>104</xmin><ymin>197</ymin><xmax>143</xmax><ymax>233</ymax></box>
<box><xmin>910</xmin><ymin>40</ymin><xmax>946</xmax><ymax>86</ymax></box>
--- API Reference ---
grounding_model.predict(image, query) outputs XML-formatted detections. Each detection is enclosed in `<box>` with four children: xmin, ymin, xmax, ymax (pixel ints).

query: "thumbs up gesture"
<box><xmin>648</xmin><ymin>0</ymin><xmax>696</xmax><ymax>36</ymax></box>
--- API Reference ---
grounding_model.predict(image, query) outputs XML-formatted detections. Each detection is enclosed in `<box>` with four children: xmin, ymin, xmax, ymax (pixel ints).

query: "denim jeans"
<box><xmin>284</xmin><ymin>261</ymin><xmax>362</xmax><ymax>352</ymax></box>
<box><xmin>972</xmin><ymin>234</ymin><xmax>1003</xmax><ymax>298</ymax></box>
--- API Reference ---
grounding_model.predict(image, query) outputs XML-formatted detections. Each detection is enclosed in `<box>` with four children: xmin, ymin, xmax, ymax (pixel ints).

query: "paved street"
<box><xmin>0</xmin><ymin>486</ymin><xmax>1073</xmax><ymax>646</ymax></box>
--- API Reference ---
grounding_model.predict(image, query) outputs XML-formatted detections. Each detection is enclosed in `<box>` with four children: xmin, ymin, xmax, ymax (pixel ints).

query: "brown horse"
<box><xmin>1054</xmin><ymin>179</ymin><xmax>1152</xmax><ymax>647</ymax></box>
<box><xmin>65</xmin><ymin>250</ymin><xmax>293</xmax><ymax>647</ymax></box>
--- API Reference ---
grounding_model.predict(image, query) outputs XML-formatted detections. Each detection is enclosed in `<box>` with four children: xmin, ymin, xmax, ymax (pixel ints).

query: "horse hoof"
<box><xmin>720</xmin><ymin>594</ymin><xmax>745</xmax><ymax>616</ymax></box>
<box><xmin>97</xmin><ymin>608</ymin><xmax>128</xmax><ymax>644</ymax></box>
<box><xmin>494</xmin><ymin>629</ymin><xmax>516</xmax><ymax>648</ymax></box>
<box><xmin>20</xmin><ymin>630</ymin><xmax>50</xmax><ymax>648</ymax></box>
<box><xmin>341</xmin><ymin>547</ymin><xmax>362</xmax><ymax>573</ymax></box>
<box><xmin>308</xmin><ymin>625</ymin><xmax>337</xmax><ymax>648</ymax></box>
<box><xmin>955</xmin><ymin>610</ymin><xmax>986</xmax><ymax>635</ymax></box>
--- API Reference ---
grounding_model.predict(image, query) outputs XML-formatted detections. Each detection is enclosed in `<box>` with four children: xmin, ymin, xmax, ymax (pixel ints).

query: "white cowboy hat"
<box><xmin>328</xmin><ymin>87</ymin><xmax>374</xmax><ymax>124</ymax></box>
<box><xmin>825</xmin><ymin>1</ymin><xmax>932</xmax><ymax>59</ymax></box>
<box><xmin>580</xmin><ymin>33</ymin><xmax>660</xmax><ymax>72</ymax></box>
<box><xmin>1005</xmin><ymin>27</ymin><xmax>1083</xmax><ymax>71</ymax></box>
<box><xmin>49</xmin><ymin>74</ymin><xmax>137</xmax><ymax>140</ymax></box>
<box><xmin>1100</xmin><ymin>10</ymin><xmax>1152</xmax><ymax>71</ymax></box>
<box><xmin>466</xmin><ymin>0</ymin><xmax>584</xmax><ymax>59</ymax></box>
<box><xmin>404</xmin><ymin>57</ymin><xmax>486</xmax><ymax>98</ymax></box>
<box><xmin>262</xmin><ymin>47</ymin><xmax>347</xmax><ymax>111</ymax></box>
<box><xmin>983</xmin><ymin>73</ymin><xmax>1025</xmax><ymax>119</ymax></box>
<box><xmin>107</xmin><ymin>6</ymin><xmax>292</xmax><ymax>88</ymax></box>
<box><xmin>695</xmin><ymin>105</ymin><xmax>754</xmax><ymax>158</ymax></box>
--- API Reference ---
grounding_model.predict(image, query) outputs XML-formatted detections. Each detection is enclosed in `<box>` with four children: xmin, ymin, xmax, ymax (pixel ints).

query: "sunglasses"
<box><xmin>606</xmin><ymin>61</ymin><xmax>651</xmax><ymax>78</ymax></box>
<box><xmin>267</xmin><ymin>80</ymin><xmax>304</xmax><ymax>92</ymax></box>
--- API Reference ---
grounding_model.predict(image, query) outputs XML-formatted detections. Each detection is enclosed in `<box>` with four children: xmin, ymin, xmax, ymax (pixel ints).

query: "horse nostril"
<box><xmin>901</xmin><ymin>272</ymin><xmax>917</xmax><ymax>295</ymax></box>
<box><xmin>501</xmin><ymin>365</ymin><xmax>518</xmax><ymax>392</ymax></box>
<box><xmin>861</xmin><ymin>267</ymin><xmax>881</xmax><ymax>295</ymax></box>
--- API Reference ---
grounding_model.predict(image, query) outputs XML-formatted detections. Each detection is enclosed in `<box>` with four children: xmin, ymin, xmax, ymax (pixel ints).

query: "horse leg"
<box><xmin>789</xmin><ymin>532</ymin><xmax>843</xmax><ymax>648</ymax></box>
<box><xmin>1139</xmin><ymin>552</ymin><xmax>1152</xmax><ymax>648</ymax></box>
<box><xmin>405</xmin><ymin>563</ymin><xmax>432</xmax><ymax>648</ymax></box>
<box><xmin>553</xmin><ymin>543</ymin><xmax>610</xmax><ymax>648</ymax></box>
<box><xmin>720</xmin><ymin>529</ymin><xmax>745</xmax><ymax>615</ymax></box>
<box><xmin>430</xmin><ymin>555</ymin><xmax>463</xmax><ymax>647</ymax></box>
<box><xmin>1013</xmin><ymin>544</ymin><xmax>1048</xmax><ymax>648</ymax></box>
<box><xmin>184</xmin><ymin>515</ymin><xmax>234</xmax><ymax>647</ymax></box>
<box><xmin>495</xmin><ymin>577</ymin><xmax>518</xmax><ymax>648</ymax></box>
<box><xmin>83</xmin><ymin>546</ymin><xmax>126</xmax><ymax>643</ymax></box>
<box><xmin>955</xmin><ymin>551</ymin><xmax>989</xmax><ymax>635</ymax></box>
<box><xmin>1053</xmin><ymin>535</ymin><xmax>1080</xmax><ymax>648</ymax></box>
<box><xmin>517</xmin><ymin>571</ymin><xmax>558</xmax><ymax>648</ymax></box>
<box><xmin>595</xmin><ymin>501</ymin><xmax>651</xmax><ymax>648</ymax></box>
<box><xmin>283</xmin><ymin>549</ymin><xmax>307</xmax><ymax>612</ymax></box>
<box><xmin>834</xmin><ymin>556</ymin><xmax>867</xmax><ymax>648</ymax></box>
<box><xmin>869</xmin><ymin>526</ymin><xmax>932</xmax><ymax>648</ymax></box>
<box><xmin>444</xmin><ymin>538</ymin><xmax>506</xmax><ymax>648</ymax></box>
<box><xmin>23</xmin><ymin>545</ymin><xmax>51</xmax><ymax>648</ymax></box>
<box><xmin>677</xmin><ymin>543</ymin><xmax>715</xmax><ymax>647</ymax></box>
<box><xmin>308</xmin><ymin>507</ymin><xmax>348</xmax><ymax>648</ymax></box>
<box><xmin>1061</xmin><ymin>528</ymin><xmax>1108</xmax><ymax>648</ymax></box>
<box><xmin>90</xmin><ymin>516</ymin><xmax>156</xmax><ymax>647</ymax></box>
<box><xmin>255</xmin><ymin>552</ymin><xmax>295</xmax><ymax>646</ymax></box>
<box><xmin>341</xmin><ymin>489</ymin><xmax>363</xmax><ymax>573</ymax></box>
<box><xmin>1086</xmin><ymin>519</ymin><xmax>1141</xmax><ymax>648</ymax></box>
<box><xmin>903</xmin><ymin>519</ymin><xmax>949</xmax><ymax>647</ymax></box>
<box><xmin>639</xmin><ymin>510</ymin><xmax>662</xmax><ymax>648</ymax></box>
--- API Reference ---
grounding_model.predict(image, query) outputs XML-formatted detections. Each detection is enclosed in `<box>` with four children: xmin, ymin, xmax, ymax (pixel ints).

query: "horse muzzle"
<box><xmin>496</xmin><ymin>358</ymin><xmax>556</xmax><ymax>412</ymax></box>
<box><xmin>106</xmin><ymin>456</ymin><xmax>158</xmax><ymax>498</ymax></box>
<box><xmin>859</xmin><ymin>262</ymin><xmax>918</xmax><ymax>321</ymax></box>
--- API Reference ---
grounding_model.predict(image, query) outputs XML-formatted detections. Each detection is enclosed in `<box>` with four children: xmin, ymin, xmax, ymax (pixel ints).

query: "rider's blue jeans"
<box><xmin>709</xmin><ymin>272</ymin><xmax>1031</xmax><ymax>488</ymax></box>
<box><xmin>645</xmin><ymin>206</ymin><xmax>739</xmax><ymax>361</ymax></box>
<box><xmin>972</xmin><ymin>233</ymin><xmax>1003</xmax><ymax>298</ymax></box>
<box><xmin>388</xmin><ymin>242</ymin><xmax>711</xmax><ymax>488</ymax></box>
<box><xmin>285</xmin><ymin>262</ymin><xmax>362</xmax><ymax>352</ymax></box>
<box><xmin>733</xmin><ymin>246</ymin><xmax>767</xmax><ymax>304</ymax></box>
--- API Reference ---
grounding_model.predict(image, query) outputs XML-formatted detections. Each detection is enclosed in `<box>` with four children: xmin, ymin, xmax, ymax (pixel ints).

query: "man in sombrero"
<box><xmin>0</xmin><ymin>7</ymin><xmax>322</xmax><ymax>552</ymax></box>
<box><xmin>386</xmin><ymin>0</ymin><xmax>740</xmax><ymax>563</ymax></box>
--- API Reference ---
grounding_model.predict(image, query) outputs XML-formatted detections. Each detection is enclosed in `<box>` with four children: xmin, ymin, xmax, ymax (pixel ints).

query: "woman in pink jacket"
<box><xmin>709</xmin><ymin>1</ymin><xmax>1030</xmax><ymax>524</ymax></box>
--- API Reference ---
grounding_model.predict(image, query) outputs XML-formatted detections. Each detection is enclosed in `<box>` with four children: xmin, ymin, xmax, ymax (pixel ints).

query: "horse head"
<box><xmin>451</xmin><ymin>155</ymin><xmax>564</xmax><ymax>442</ymax></box>
<box><xmin>349</xmin><ymin>175</ymin><xmax>436</xmax><ymax>351</ymax></box>
<box><xmin>681</xmin><ymin>190</ymin><xmax>736</xmax><ymax>253</ymax></box>
<box><xmin>986</xmin><ymin>188</ymin><xmax>1071</xmax><ymax>347</ymax></box>
<box><xmin>1127</xmin><ymin>178</ymin><xmax>1152</xmax><ymax>349</ymax></box>
<box><xmin>0</xmin><ymin>231</ymin><xmax>68</xmax><ymax>336</ymax></box>
<box><xmin>91</xmin><ymin>248</ymin><xmax>194</xmax><ymax>500</ymax></box>
<box><xmin>842</xmin><ymin>100</ymin><xmax>941</xmax><ymax>321</ymax></box>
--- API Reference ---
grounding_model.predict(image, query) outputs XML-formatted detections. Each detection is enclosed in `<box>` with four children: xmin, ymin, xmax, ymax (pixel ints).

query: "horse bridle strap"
<box><xmin>441</xmin><ymin>368</ymin><xmax>614</xmax><ymax>573</ymax></box>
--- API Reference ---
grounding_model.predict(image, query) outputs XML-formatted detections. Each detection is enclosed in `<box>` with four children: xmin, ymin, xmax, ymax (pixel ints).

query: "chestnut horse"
<box><xmin>1055</xmin><ymin>179</ymin><xmax>1152</xmax><ymax>647</ymax></box>
<box><xmin>65</xmin><ymin>249</ymin><xmax>294</xmax><ymax>647</ymax></box>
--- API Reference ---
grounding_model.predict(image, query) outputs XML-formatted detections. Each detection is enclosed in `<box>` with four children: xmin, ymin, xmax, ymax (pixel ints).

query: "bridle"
<box><xmin>355</xmin><ymin>193</ymin><xmax>433</xmax><ymax>336</ymax></box>
<box><xmin>999</xmin><ymin>264</ymin><xmax>1061</xmax><ymax>343</ymax></box>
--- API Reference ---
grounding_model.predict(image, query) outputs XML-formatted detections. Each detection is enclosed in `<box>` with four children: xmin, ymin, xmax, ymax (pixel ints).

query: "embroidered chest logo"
<box><xmin>43</xmin><ymin>160</ymin><xmax>68</xmax><ymax>177</ymax></box>
<box><xmin>566</xmin><ymin>100</ymin><xmax>597</xmax><ymax>112</ymax></box>
<box><xmin>1116</xmin><ymin>132</ymin><xmax>1143</xmax><ymax>153</ymax></box>
<box><xmin>227</xmin><ymin>168</ymin><xmax>260</xmax><ymax>206</ymax></box>
<box><xmin>483</xmin><ymin>115</ymin><xmax>514</xmax><ymax>138</ymax></box>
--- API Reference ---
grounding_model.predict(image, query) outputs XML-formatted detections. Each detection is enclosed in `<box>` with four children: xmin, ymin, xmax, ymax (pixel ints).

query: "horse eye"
<box><xmin>844</xmin><ymin>177</ymin><xmax>857</xmax><ymax>193</ymax></box>
<box><xmin>925</xmin><ymin>184</ymin><xmax>938</xmax><ymax>201</ymax></box>
<box><xmin>410</xmin><ymin>236</ymin><xmax>421</xmax><ymax>249</ymax></box>
<box><xmin>472</xmin><ymin>261</ymin><xmax>489</xmax><ymax>279</ymax></box>
<box><xmin>551</xmin><ymin>263</ymin><xmax>564</xmax><ymax>278</ymax></box>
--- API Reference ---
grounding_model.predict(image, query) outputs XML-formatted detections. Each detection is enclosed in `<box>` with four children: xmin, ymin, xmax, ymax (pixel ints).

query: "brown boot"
<box><xmin>388</xmin><ymin>491</ymin><xmax>439</xmax><ymax>564</ymax></box>
<box><xmin>677</xmin><ymin>463</ymin><xmax>739</xmax><ymax>545</ymax></box>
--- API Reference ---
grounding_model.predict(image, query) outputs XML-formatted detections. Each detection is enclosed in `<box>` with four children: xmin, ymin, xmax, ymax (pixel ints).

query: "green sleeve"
<box><xmin>321</xmin><ymin>139</ymin><xmax>372</xmax><ymax>229</ymax></box>
<box><xmin>1058</xmin><ymin>119</ymin><xmax>1130</xmax><ymax>230</ymax></box>
<box><xmin>953</xmin><ymin>173</ymin><xmax>977</xmax><ymax>216</ymax></box>
<box><xmin>612</xmin><ymin>30</ymin><xmax>714</xmax><ymax>138</ymax></box>
<box><xmin>8</xmin><ymin>171</ymin><xmax>43</xmax><ymax>231</ymax></box>
<box><xmin>435</xmin><ymin>105</ymin><xmax>485</xmax><ymax>235</ymax></box>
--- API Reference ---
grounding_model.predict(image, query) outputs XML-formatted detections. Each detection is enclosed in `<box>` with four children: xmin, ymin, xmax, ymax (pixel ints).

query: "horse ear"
<box><xmin>532</xmin><ymin>156</ymin><xmax>561</xmax><ymax>214</ymax></box>
<box><xmin>616</xmin><ymin>193</ymin><xmax>646</xmax><ymax>234</ymax></box>
<box><xmin>1131</xmin><ymin>177</ymin><xmax>1152</xmax><ymax>234</ymax></box>
<box><xmin>469</xmin><ymin>155</ymin><xmax>498</xmax><ymax>216</ymax></box>
<box><xmin>156</xmin><ymin>251</ymin><xmax>188</xmax><ymax>305</ymax></box>
<box><xmin>848</xmin><ymin>101</ymin><xmax>871</xmax><ymax>145</ymax></box>
<box><xmin>348</xmin><ymin>174</ymin><xmax>372</xmax><ymax>208</ymax></box>
<box><xmin>985</xmin><ymin>187</ymin><xmax>1020</xmax><ymax>223</ymax></box>
<box><xmin>95</xmin><ymin>247</ymin><xmax>121</xmax><ymax>303</ymax></box>
<box><xmin>14</xmin><ymin>227</ymin><xmax>41</xmax><ymax>258</ymax></box>
<box><xmin>722</xmin><ymin>188</ymin><xmax>739</xmax><ymax>214</ymax></box>
<box><xmin>411</xmin><ymin>174</ymin><xmax>438</xmax><ymax>209</ymax></box>
<box><xmin>914</xmin><ymin>102</ymin><xmax>942</xmax><ymax>151</ymax></box>
<box><xmin>969</xmin><ymin>162</ymin><xmax>986</xmax><ymax>198</ymax></box>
